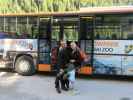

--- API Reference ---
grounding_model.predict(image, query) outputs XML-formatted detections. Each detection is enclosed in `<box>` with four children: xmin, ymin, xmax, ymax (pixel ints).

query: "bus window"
<box><xmin>52</xmin><ymin>17</ymin><xmax>79</xmax><ymax>41</ymax></box>
<box><xmin>39</xmin><ymin>39</ymin><xmax>50</xmax><ymax>52</ymax></box>
<box><xmin>95</xmin><ymin>15</ymin><xmax>121</xmax><ymax>40</ymax></box>
<box><xmin>28</xmin><ymin>17</ymin><xmax>39</xmax><ymax>38</ymax></box>
<box><xmin>63</xmin><ymin>17</ymin><xmax>79</xmax><ymax>41</ymax></box>
<box><xmin>5</xmin><ymin>17</ymin><xmax>17</xmax><ymax>34</ymax></box>
<box><xmin>121</xmin><ymin>15</ymin><xmax>133</xmax><ymax>39</ymax></box>
<box><xmin>52</xmin><ymin>18</ymin><xmax>60</xmax><ymax>41</ymax></box>
<box><xmin>80</xmin><ymin>17</ymin><xmax>93</xmax><ymax>40</ymax></box>
<box><xmin>0</xmin><ymin>17</ymin><xmax>4</xmax><ymax>32</ymax></box>
<box><xmin>39</xmin><ymin>18</ymin><xmax>51</xmax><ymax>39</ymax></box>
<box><xmin>95</xmin><ymin>14</ymin><xmax>133</xmax><ymax>40</ymax></box>
<box><xmin>39</xmin><ymin>40</ymin><xmax>51</xmax><ymax>64</ymax></box>
<box><xmin>17</xmin><ymin>17</ymin><xmax>28</xmax><ymax>38</ymax></box>
<box><xmin>3</xmin><ymin>17</ymin><xmax>39</xmax><ymax>39</ymax></box>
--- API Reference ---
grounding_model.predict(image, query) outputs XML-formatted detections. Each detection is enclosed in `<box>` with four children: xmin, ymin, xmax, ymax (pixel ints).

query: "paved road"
<box><xmin>0</xmin><ymin>71</ymin><xmax>133</xmax><ymax>100</ymax></box>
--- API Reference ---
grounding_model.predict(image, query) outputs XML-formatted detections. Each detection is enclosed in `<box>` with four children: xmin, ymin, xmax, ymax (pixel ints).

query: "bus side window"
<box><xmin>112</xmin><ymin>34</ymin><xmax>117</xmax><ymax>39</ymax></box>
<box><xmin>95</xmin><ymin>33</ymin><xmax>100</xmax><ymax>39</ymax></box>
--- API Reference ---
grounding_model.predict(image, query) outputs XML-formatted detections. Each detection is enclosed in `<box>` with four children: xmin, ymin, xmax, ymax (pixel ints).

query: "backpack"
<box><xmin>79</xmin><ymin>50</ymin><xmax>87</xmax><ymax>61</ymax></box>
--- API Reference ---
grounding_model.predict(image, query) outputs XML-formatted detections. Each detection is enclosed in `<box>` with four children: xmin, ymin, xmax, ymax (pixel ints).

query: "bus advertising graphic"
<box><xmin>93</xmin><ymin>55</ymin><xmax>122</xmax><ymax>75</ymax></box>
<box><xmin>93</xmin><ymin>40</ymin><xmax>133</xmax><ymax>75</ymax></box>
<box><xmin>0</xmin><ymin>39</ymin><xmax>37</xmax><ymax>52</ymax></box>
<box><xmin>94</xmin><ymin>40</ymin><xmax>133</xmax><ymax>55</ymax></box>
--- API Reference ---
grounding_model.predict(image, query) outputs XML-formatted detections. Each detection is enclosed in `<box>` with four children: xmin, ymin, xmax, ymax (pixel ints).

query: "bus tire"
<box><xmin>15</xmin><ymin>55</ymin><xmax>35</xmax><ymax>76</ymax></box>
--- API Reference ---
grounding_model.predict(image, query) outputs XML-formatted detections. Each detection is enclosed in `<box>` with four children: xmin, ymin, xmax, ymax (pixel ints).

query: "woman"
<box><xmin>68</xmin><ymin>42</ymin><xmax>81</xmax><ymax>93</ymax></box>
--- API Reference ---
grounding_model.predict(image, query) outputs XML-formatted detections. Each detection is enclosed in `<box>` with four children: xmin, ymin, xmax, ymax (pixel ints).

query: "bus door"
<box><xmin>38</xmin><ymin>17</ymin><xmax>51</xmax><ymax>71</ymax></box>
<box><xmin>51</xmin><ymin>17</ymin><xmax>79</xmax><ymax>71</ymax></box>
<box><xmin>79</xmin><ymin>16</ymin><xmax>94</xmax><ymax>75</ymax></box>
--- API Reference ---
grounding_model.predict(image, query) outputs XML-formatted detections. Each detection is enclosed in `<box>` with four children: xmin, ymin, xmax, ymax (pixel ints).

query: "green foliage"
<box><xmin>0</xmin><ymin>0</ymin><xmax>79</xmax><ymax>14</ymax></box>
<box><xmin>80</xmin><ymin>0</ymin><xmax>133</xmax><ymax>7</ymax></box>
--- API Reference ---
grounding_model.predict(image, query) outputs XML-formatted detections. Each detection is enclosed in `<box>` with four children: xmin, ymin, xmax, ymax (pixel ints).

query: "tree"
<box><xmin>0</xmin><ymin>0</ymin><xmax>79</xmax><ymax>14</ymax></box>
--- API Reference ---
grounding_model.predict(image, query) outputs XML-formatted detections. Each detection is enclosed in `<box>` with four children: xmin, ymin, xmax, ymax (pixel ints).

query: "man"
<box><xmin>55</xmin><ymin>40</ymin><xmax>70</xmax><ymax>93</ymax></box>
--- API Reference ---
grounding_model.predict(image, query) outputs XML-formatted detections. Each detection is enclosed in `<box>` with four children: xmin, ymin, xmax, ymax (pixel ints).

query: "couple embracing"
<box><xmin>55</xmin><ymin>40</ymin><xmax>81</xmax><ymax>94</ymax></box>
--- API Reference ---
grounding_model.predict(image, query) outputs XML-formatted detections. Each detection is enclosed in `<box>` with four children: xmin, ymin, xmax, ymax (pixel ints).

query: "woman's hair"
<box><xmin>70</xmin><ymin>42</ymin><xmax>77</xmax><ymax>48</ymax></box>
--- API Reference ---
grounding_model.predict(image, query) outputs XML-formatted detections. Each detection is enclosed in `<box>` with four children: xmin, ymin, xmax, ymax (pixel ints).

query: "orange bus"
<box><xmin>0</xmin><ymin>7</ymin><xmax>133</xmax><ymax>76</ymax></box>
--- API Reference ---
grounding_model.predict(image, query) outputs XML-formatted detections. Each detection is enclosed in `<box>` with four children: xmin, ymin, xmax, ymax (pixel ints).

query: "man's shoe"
<box><xmin>56</xmin><ymin>88</ymin><xmax>61</xmax><ymax>93</ymax></box>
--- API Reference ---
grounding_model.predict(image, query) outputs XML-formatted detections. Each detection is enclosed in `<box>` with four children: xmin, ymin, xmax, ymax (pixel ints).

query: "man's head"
<box><xmin>60</xmin><ymin>40</ymin><xmax>67</xmax><ymax>48</ymax></box>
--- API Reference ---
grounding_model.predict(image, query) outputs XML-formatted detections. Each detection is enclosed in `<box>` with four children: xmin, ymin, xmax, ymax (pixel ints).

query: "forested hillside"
<box><xmin>0</xmin><ymin>0</ymin><xmax>133</xmax><ymax>14</ymax></box>
<box><xmin>0</xmin><ymin>0</ymin><xmax>79</xmax><ymax>13</ymax></box>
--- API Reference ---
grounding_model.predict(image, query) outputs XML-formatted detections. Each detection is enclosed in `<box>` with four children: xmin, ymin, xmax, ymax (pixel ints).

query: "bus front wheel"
<box><xmin>15</xmin><ymin>55</ymin><xmax>35</xmax><ymax>76</ymax></box>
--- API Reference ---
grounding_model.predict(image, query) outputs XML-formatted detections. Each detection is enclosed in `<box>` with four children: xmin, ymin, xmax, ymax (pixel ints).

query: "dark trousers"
<box><xmin>55</xmin><ymin>73</ymin><xmax>69</xmax><ymax>89</ymax></box>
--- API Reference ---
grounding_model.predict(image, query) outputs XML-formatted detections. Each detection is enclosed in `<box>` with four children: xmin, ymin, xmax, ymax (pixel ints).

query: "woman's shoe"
<box><xmin>62</xmin><ymin>87</ymin><xmax>68</xmax><ymax>91</ymax></box>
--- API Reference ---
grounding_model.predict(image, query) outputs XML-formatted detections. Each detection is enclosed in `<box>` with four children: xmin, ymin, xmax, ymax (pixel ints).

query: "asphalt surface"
<box><xmin>0</xmin><ymin>71</ymin><xmax>133</xmax><ymax>100</ymax></box>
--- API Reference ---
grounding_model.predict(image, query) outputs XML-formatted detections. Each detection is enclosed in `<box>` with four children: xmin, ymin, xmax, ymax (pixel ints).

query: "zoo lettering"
<box><xmin>95</xmin><ymin>47</ymin><xmax>113</xmax><ymax>53</ymax></box>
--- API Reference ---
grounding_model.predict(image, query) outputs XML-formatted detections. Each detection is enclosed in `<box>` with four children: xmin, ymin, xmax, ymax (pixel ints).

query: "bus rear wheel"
<box><xmin>15</xmin><ymin>55</ymin><xmax>35</xmax><ymax>76</ymax></box>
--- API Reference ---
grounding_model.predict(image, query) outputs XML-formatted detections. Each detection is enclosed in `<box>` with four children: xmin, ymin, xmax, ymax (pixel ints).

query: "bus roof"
<box><xmin>0</xmin><ymin>6</ymin><xmax>133</xmax><ymax>17</ymax></box>
<box><xmin>80</xmin><ymin>6</ymin><xmax>133</xmax><ymax>15</ymax></box>
<box><xmin>0</xmin><ymin>12</ymin><xmax>78</xmax><ymax>17</ymax></box>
